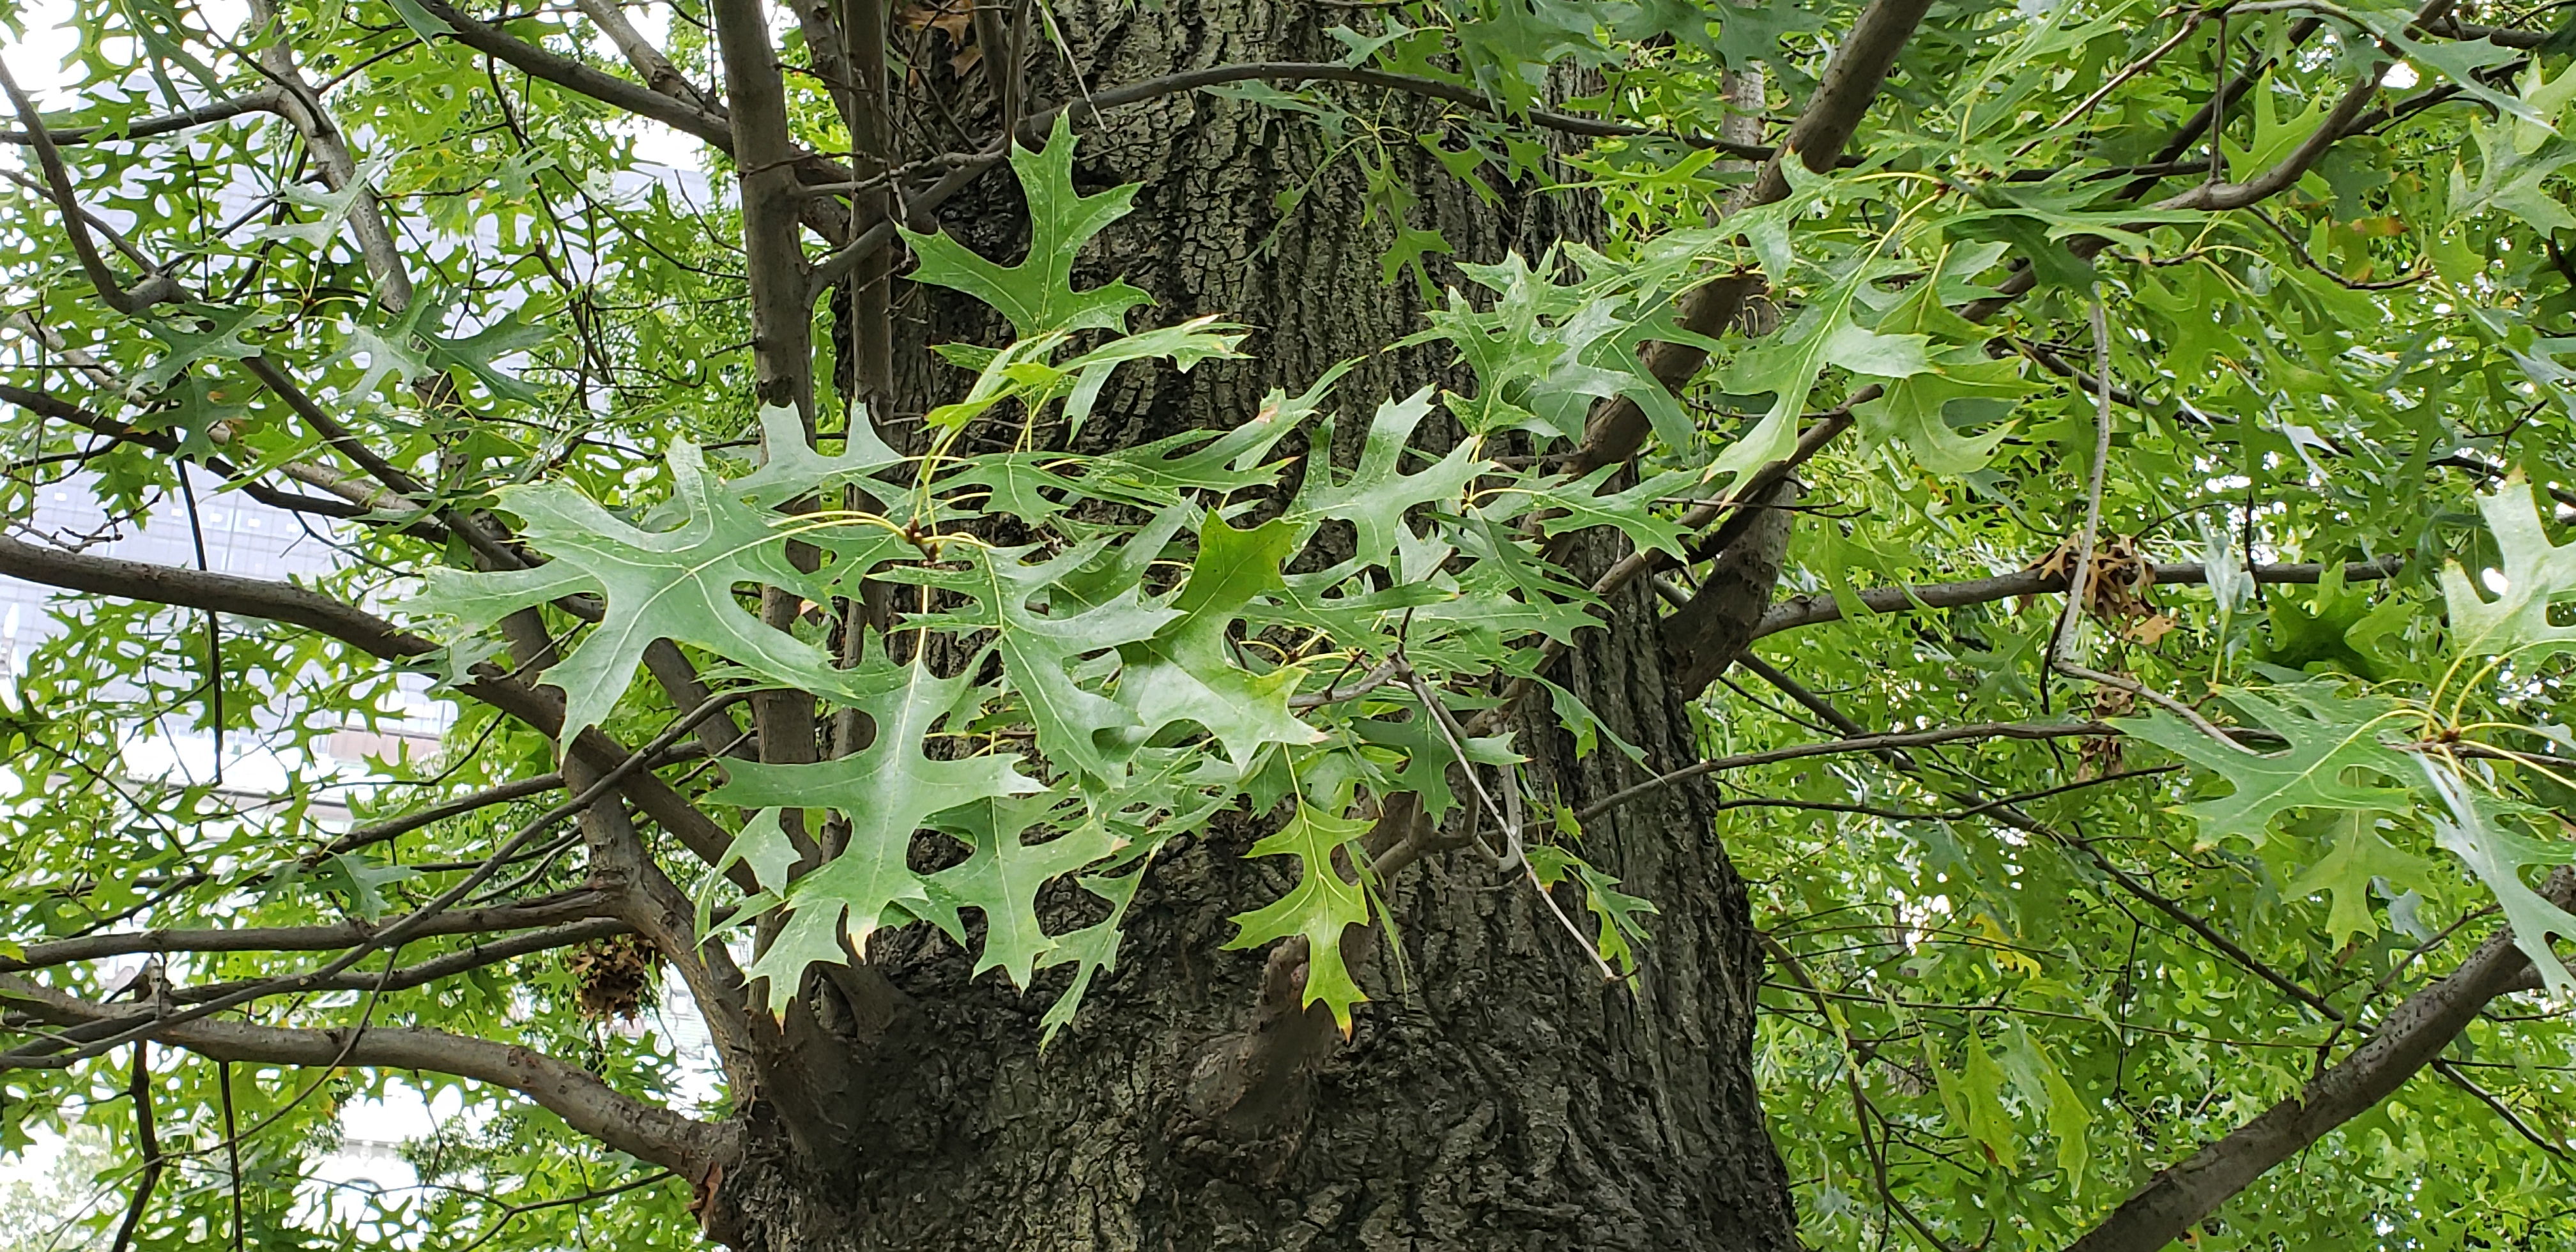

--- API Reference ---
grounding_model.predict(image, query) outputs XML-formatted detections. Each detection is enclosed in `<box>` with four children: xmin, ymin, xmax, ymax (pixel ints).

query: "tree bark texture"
<box><xmin>713</xmin><ymin>4</ymin><xmax>1798</xmax><ymax>1248</ymax></box>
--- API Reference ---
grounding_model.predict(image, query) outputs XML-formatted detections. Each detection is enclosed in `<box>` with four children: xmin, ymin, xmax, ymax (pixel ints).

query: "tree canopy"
<box><xmin>4</xmin><ymin>0</ymin><xmax>2576</xmax><ymax>1247</ymax></box>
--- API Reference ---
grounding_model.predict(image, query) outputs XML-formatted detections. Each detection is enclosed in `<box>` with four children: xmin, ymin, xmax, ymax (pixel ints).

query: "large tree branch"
<box><xmin>710</xmin><ymin>0</ymin><xmax>814</xmax><ymax>419</ymax></box>
<box><xmin>1554</xmin><ymin>0</ymin><xmax>1933</xmax><ymax>481</ymax></box>
<box><xmin>574</xmin><ymin>0</ymin><xmax>720</xmax><ymax>114</ymax></box>
<box><xmin>243</xmin><ymin>0</ymin><xmax>415</xmax><ymax>309</ymax></box>
<box><xmin>0</xmin><ymin>973</ymin><xmax>736</xmax><ymax>1179</ymax></box>
<box><xmin>0</xmin><ymin>379</ymin><xmax>407</xmax><ymax>530</ymax></box>
<box><xmin>1749</xmin><ymin>556</ymin><xmax>2405</xmax><ymax>641</ymax></box>
<box><xmin>2061</xmin><ymin>867</ymin><xmax>2576</xmax><ymax>1252</ymax></box>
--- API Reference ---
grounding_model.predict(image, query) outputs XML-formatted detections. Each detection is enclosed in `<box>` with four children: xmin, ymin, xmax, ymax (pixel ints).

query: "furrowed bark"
<box><xmin>691</xmin><ymin>4</ymin><xmax>1797</xmax><ymax>1246</ymax></box>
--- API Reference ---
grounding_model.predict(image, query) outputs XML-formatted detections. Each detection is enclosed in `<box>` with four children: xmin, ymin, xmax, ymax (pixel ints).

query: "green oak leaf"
<box><xmin>1525</xmin><ymin>844</ymin><xmax>1657</xmax><ymax>976</ymax></box>
<box><xmin>1112</xmin><ymin>514</ymin><xmax>1324</xmax><ymax>767</ymax></box>
<box><xmin>2443</xmin><ymin>479</ymin><xmax>2576</xmax><ymax>662</ymax></box>
<box><xmin>408</xmin><ymin>438</ymin><xmax>889</xmax><ymax>744</ymax></box>
<box><xmin>726</xmin><ymin>402</ymin><xmax>907</xmax><ymax>510</ymax></box>
<box><xmin>693</xmin><ymin>807</ymin><xmax>799</xmax><ymax>937</ymax></box>
<box><xmin>1852</xmin><ymin>277</ymin><xmax>2035</xmax><ymax>475</ymax></box>
<box><xmin>1411</xmin><ymin>241</ymin><xmax>1722</xmax><ymax>443</ymax></box>
<box><xmin>1525</xmin><ymin>464</ymin><xmax>1704</xmax><ymax>561</ymax></box>
<box><xmin>1961</xmin><ymin>1032</ymin><xmax>2016</xmax><ymax>1168</ymax></box>
<box><xmin>938</xmin><ymin>452</ymin><xmax>1091</xmax><ymax>521</ymax></box>
<box><xmin>1853</xmin><ymin>347</ymin><xmax>2028</xmax><ymax>473</ymax></box>
<box><xmin>900</xmin><ymin>114</ymin><xmax>1151</xmax><ymax>336</ymax></box>
<box><xmin>1036</xmin><ymin>862</ymin><xmax>1147</xmax><ymax>1046</ymax></box>
<box><xmin>2419</xmin><ymin>756</ymin><xmax>2576</xmax><ymax>998</ymax></box>
<box><xmin>893</xmin><ymin>539</ymin><xmax>1179</xmax><ymax>779</ymax></box>
<box><xmin>921</xmin><ymin>789</ymin><xmax>1123</xmax><ymax>989</ymax></box>
<box><xmin>1222</xmin><ymin>798</ymin><xmax>1374</xmax><ymax>1032</ymax></box>
<box><xmin>716</xmin><ymin>656</ymin><xmax>1046</xmax><ymax>1011</ymax></box>
<box><xmin>1087</xmin><ymin>370</ymin><xmax>1336</xmax><ymax>506</ymax></box>
<box><xmin>2122</xmin><ymin>683</ymin><xmax>2418</xmax><ymax>847</ymax></box>
<box><xmin>135</xmin><ymin>306</ymin><xmax>263</xmax><ymax>389</ymax></box>
<box><xmin>2350</xmin><ymin>6</ymin><xmax>2550</xmax><ymax>128</ymax></box>
<box><xmin>2286</xmin><ymin>810</ymin><xmax>2434</xmax><ymax>947</ymax></box>
<box><xmin>1287</xmin><ymin>388</ymin><xmax>1488</xmax><ymax>574</ymax></box>
<box><xmin>1350</xmin><ymin>696</ymin><xmax>1518</xmax><ymax>823</ymax></box>
<box><xmin>419</xmin><ymin>305</ymin><xmax>556</xmax><ymax>404</ymax></box>
<box><xmin>1715</xmin><ymin>258</ymin><xmax>1929</xmax><ymax>484</ymax></box>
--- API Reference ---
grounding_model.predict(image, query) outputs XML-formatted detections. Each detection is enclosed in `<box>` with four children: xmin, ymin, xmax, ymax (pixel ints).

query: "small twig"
<box><xmin>1573</xmin><ymin>721</ymin><xmax>2121</xmax><ymax>823</ymax></box>
<box><xmin>2020</xmin><ymin>8</ymin><xmax>2212</xmax><ymax>154</ymax></box>
<box><xmin>107</xmin><ymin>1041</ymin><xmax>164</xmax><ymax>1252</ymax></box>
<box><xmin>2432</xmin><ymin>1057</ymin><xmax>2569</xmax><ymax>1157</ymax></box>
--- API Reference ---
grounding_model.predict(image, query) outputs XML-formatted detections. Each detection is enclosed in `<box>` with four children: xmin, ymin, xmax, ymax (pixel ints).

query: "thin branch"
<box><xmin>0</xmin><ymin>975</ymin><xmax>736</xmax><ymax>1178</ymax></box>
<box><xmin>0</xmin><ymin>531</ymin><xmax>740</xmax><ymax>871</ymax></box>
<box><xmin>0</xmin><ymin>890</ymin><xmax>614</xmax><ymax>973</ymax></box>
<box><xmin>0</xmin><ymin>88</ymin><xmax>286</xmax><ymax>145</ymax></box>
<box><xmin>1751</xmin><ymin>556</ymin><xmax>2405</xmax><ymax>639</ymax></box>
<box><xmin>406</xmin><ymin>0</ymin><xmax>735</xmax><ymax>149</ymax></box>
<box><xmin>326</xmin><ymin>774</ymin><xmax>568</xmax><ymax>854</ymax></box>
<box><xmin>1572</xmin><ymin>721</ymin><xmax>2120</xmax><ymax>823</ymax></box>
<box><xmin>2432</xmin><ymin>1057</ymin><xmax>2569</xmax><ymax>1158</ymax></box>
<box><xmin>0</xmin><ymin>694</ymin><xmax>742</xmax><ymax>1069</ymax></box>
<box><xmin>107</xmin><ymin>1042</ymin><xmax>162</xmax><ymax>1252</ymax></box>
<box><xmin>2060</xmin><ymin>867</ymin><xmax>2575</xmax><ymax>1252</ymax></box>
<box><xmin>0</xmin><ymin>57</ymin><xmax>183</xmax><ymax>312</ymax></box>
<box><xmin>169</xmin><ymin>919</ymin><xmax>632</xmax><ymax>1002</ymax></box>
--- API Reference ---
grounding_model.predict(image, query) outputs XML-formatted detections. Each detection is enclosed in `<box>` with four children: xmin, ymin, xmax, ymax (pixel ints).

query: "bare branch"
<box><xmin>0</xmin><ymin>57</ymin><xmax>184</xmax><ymax>312</ymax></box>
<box><xmin>169</xmin><ymin>919</ymin><xmax>632</xmax><ymax>1001</ymax></box>
<box><xmin>1751</xmin><ymin>556</ymin><xmax>2405</xmax><ymax>640</ymax></box>
<box><xmin>327</xmin><ymin>774</ymin><xmax>570</xmax><ymax>855</ymax></box>
<box><xmin>2061</xmin><ymin>869</ymin><xmax>2576</xmax><ymax>1252</ymax></box>
<box><xmin>0</xmin><ymin>88</ymin><xmax>286</xmax><ymax>145</ymax></box>
<box><xmin>575</xmin><ymin>0</ymin><xmax>719</xmax><ymax>114</ymax></box>
<box><xmin>243</xmin><ymin>0</ymin><xmax>415</xmax><ymax>308</ymax></box>
<box><xmin>0</xmin><ymin>533</ymin><xmax>740</xmax><ymax>871</ymax></box>
<box><xmin>406</xmin><ymin>0</ymin><xmax>735</xmax><ymax>149</ymax></box>
<box><xmin>0</xmin><ymin>974</ymin><xmax>737</xmax><ymax>1178</ymax></box>
<box><xmin>0</xmin><ymin>890</ymin><xmax>615</xmax><ymax>973</ymax></box>
<box><xmin>1572</xmin><ymin>720</ymin><xmax>2120</xmax><ymax>824</ymax></box>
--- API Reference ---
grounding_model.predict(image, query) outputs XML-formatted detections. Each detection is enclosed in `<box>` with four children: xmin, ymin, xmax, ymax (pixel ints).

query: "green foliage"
<box><xmin>1221</xmin><ymin>798</ymin><xmax>1376</xmax><ymax>1031</ymax></box>
<box><xmin>900</xmin><ymin>115</ymin><xmax>1152</xmax><ymax>337</ymax></box>
<box><xmin>17</xmin><ymin>0</ymin><xmax>2576</xmax><ymax>1248</ymax></box>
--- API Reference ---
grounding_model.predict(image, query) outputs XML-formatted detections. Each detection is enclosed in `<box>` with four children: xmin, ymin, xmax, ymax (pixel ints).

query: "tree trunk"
<box><xmin>716</xmin><ymin>5</ymin><xmax>1798</xmax><ymax>1247</ymax></box>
